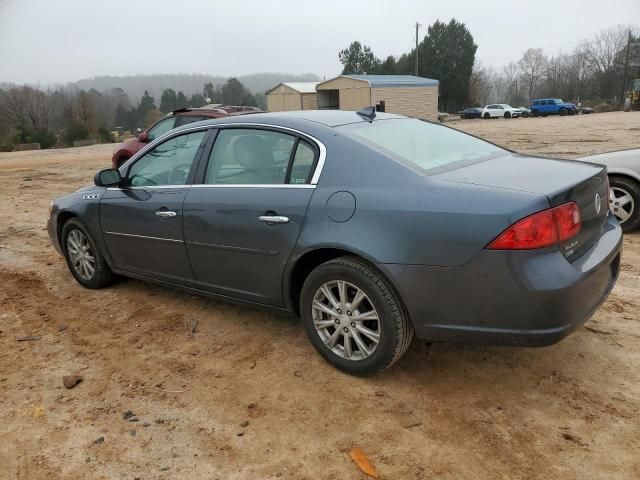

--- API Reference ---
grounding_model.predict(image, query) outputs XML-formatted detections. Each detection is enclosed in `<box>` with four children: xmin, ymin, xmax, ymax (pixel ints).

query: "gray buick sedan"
<box><xmin>48</xmin><ymin>109</ymin><xmax>622</xmax><ymax>375</ymax></box>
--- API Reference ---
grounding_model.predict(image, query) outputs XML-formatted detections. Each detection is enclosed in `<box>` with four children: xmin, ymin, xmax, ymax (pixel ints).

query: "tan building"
<box><xmin>266</xmin><ymin>82</ymin><xmax>319</xmax><ymax>112</ymax></box>
<box><xmin>316</xmin><ymin>75</ymin><xmax>439</xmax><ymax>120</ymax></box>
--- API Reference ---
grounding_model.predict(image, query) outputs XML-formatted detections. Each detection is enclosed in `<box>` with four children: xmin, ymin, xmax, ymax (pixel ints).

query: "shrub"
<box><xmin>97</xmin><ymin>126</ymin><xmax>115</xmax><ymax>143</ymax></box>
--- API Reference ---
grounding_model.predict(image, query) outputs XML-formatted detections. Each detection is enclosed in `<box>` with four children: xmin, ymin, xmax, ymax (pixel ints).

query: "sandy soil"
<box><xmin>1</xmin><ymin>111</ymin><xmax>639</xmax><ymax>480</ymax></box>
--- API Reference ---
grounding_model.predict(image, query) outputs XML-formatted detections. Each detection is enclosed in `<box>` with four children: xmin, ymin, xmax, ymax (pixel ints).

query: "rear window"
<box><xmin>337</xmin><ymin>119</ymin><xmax>506</xmax><ymax>173</ymax></box>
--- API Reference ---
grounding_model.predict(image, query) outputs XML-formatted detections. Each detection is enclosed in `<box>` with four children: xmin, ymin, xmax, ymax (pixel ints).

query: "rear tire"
<box><xmin>62</xmin><ymin>218</ymin><xmax>115</xmax><ymax>289</ymax></box>
<box><xmin>609</xmin><ymin>176</ymin><xmax>640</xmax><ymax>232</ymax></box>
<box><xmin>300</xmin><ymin>257</ymin><xmax>413</xmax><ymax>375</ymax></box>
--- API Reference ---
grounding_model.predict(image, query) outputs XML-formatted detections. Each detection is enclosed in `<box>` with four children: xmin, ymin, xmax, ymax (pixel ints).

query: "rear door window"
<box><xmin>203</xmin><ymin>129</ymin><xmax>318</xmax><ymax>185</ymax></box>
<box><xmin>205</xmin><ymin>129</ymin><xmax>294</xmax><ymax>185</ymax></box>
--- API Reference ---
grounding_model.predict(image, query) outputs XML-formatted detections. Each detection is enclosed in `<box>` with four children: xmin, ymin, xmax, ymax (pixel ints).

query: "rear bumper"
<box><xmin>380</xmin><ymin>214</ymin><xmax>623</xmax><ymax>346</ymax></box>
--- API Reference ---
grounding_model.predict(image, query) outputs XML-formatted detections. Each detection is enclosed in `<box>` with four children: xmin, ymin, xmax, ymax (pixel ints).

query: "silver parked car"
<box><xmin>578</xmin><ymin>149</ymin><xmax>640</xmax><ymax>232</ymax></box>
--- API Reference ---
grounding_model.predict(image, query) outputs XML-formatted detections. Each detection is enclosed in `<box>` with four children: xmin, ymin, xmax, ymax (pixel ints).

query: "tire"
<box><xmin>300</xmin><ymin>257</ymin><xmax>414</xmax><ymax>375</ymax></box>
<box><xmin>522</xmin><ymin>111</ymin><xmax>530</xmax><ymax>118</ymax></box>
<box><xmin>62</xmin><ymin>218</ymin><xmax>115</xmax><ymax>289</ymax></box>
<box><xmin>532</xmin><ymin>110</ymin><xmax>539</xmax><ymax>117</ymax></box>
<box><xmin>504</xmin><ymin>112</ymin><xmax>511</xmax><ymax>119</ymax></box>
<box><xmin>609</xmin><ymin>176</ymin><xmax>640</xmax><ymax>233</ymax></box>
<box><xmin>559</xmin><ymin>108</ymin><xmax>567</xmax><ymax>116</ymax></box>
<box><xmin>483</xmin><ymin>112</ymin><xmax>490</xmax><ymax>119</ymax></box>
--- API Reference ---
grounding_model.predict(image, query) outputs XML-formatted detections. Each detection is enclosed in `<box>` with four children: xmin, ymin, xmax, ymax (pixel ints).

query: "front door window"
<box><xmin>127</xmin><ymin>131</ymin><xmax>207</xmax><ymax>187</ymax></box>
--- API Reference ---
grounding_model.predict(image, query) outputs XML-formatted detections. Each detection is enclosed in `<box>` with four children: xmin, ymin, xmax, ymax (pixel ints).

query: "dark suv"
<box><xmin>529</xmin><ymin>98</ymin><xmax>577</xmax><ymax>117</ymax></box>
<box><xmin>111</xmin><ymin>105</ymin><xmax>262</xmax><ymax>168</ymax></box>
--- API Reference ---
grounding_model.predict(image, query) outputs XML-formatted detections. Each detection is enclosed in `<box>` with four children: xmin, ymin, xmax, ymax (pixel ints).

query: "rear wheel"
<box><xmin>62</xmin><ymin>218</ymin><xmax>115</xmax><ymax>288</ymax></box>
<box><xmin>609</xmin><ymin>176</ymin><xmax>640</xmax><ymax>232</ymax></box>
<box><xmin>300</xmin><ymin>257</ymin><xmax>413</xmax><ymax>375</ymax></box>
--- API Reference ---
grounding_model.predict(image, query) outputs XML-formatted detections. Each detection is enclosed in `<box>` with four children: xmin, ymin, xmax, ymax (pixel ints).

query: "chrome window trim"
<box><xmin>190</xmin><ymin>184</ymin><xmax>315</xmax><ymax>189</ymax></box>
<box><xmin>107</xmin><ymin>185</ymin><xmax>192</xmax><ymax>191</ymax></box>
<box><xmin>118</xmin><ymin>122</ymin><xmax>327</xmax><ymax>186</ymax></box>
<box><xmin>105</xmin><ymin>231</ymin><xmax>184</xmax><ymax>243</ymax></box>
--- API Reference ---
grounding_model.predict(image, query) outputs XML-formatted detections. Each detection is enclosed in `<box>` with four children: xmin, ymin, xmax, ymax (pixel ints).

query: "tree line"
<box><xmin>0</xmin><ymin>78</ymin><xmax>264</xmax><ymax>150</ymax></box>
<box><xmin>338</xmin><ymin>21</ymin><xmax>639</xmax><ymax>112</ymax></box>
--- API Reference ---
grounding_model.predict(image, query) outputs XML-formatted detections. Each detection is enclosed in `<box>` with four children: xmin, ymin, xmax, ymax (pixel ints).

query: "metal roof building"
<box><xmin>316</xmin><ymin>74</ymin><xmax>439</xmax><ymax>120</ymax></box>
<box><xmin>266</xmin><ymin>82</ymin><xmax>319</xmax><ymax>112</ymax></box>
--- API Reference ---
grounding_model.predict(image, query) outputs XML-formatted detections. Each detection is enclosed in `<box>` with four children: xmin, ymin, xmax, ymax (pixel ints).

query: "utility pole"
<box><xmin>620</xmin><ymin>29</ymin><xmax>632</xmax><ymax>109</ymax></box>
<box><xmin>415</xmin><ymin>22</ymin><xmax>421</xmax><ymax>77</ymax></box>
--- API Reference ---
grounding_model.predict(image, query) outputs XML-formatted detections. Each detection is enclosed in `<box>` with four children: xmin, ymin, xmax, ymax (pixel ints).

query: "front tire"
<box><xmin>559</xmin><ymin>108</ymin><xmax>567</xmax><ymax>116</ymax></box>
<box><xmin>483</xmin><ymin>112</ymin><xmax>490</xmax><ymax>119</ymax></box>
<box><xmin>504</xmin><ymin>111</ymin><xmax>511</xmax><ymax>119</ymax></box>
<box><xmin>62</xmin><ymin>218</ymin><xmax>115</xmax><ymax>289</ymax></box>
<box><xmin>609</xmin><ymin>176</ymin><xmax>640</xmax><ymax>232</ymax></box>
<box><xmin>300</xmin><ymin>257</ymin><xmax>413</xmax><ymax>375</ymax></box>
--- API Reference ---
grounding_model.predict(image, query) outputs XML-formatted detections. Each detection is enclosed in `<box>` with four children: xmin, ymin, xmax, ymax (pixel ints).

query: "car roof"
<box><xmin>171</xmin><ymin>109</ymin><xmax>406</xmax><ymax>132</ymax></box>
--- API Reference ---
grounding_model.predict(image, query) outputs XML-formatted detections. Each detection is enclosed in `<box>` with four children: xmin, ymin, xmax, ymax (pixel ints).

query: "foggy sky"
<box><xmin>1</xmin><ymin>0</ymin><xmax>638</xmax><ymax>84</ymax></box>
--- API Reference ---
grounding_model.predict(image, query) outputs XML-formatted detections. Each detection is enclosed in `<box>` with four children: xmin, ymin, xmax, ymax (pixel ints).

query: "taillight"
<box><xmin>488</xmin><ymin>202</ymin><xmax>581</xmax><ymax>250</ymax></box>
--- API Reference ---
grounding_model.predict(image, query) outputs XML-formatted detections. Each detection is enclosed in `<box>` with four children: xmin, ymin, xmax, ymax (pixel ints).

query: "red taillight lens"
<box><xmin>488</xmin><ymin>202</ymin><xmax>581</xmax><ymax>250</ymax></box>
<box><xmin>552</xmin><ymin>202</ymin><xmax>581</xmax><ymax>241</ymax></box>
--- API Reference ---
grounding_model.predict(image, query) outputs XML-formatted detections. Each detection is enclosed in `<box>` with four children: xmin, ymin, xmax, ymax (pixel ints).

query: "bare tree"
<box><xmin>581</xmin><ymin>26</ymin><xmax>629</xmax><ymax>74</ymax></box>
<box><xmin>519</xmin><ymin>48</ymin><xmax>548</xmax><ymax>101</ymax></box>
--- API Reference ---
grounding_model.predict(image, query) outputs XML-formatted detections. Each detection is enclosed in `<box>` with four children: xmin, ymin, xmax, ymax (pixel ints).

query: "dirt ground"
<box><xmin>1</xmin><ymin>111</ymin><xmax>639</xmax><ymax>480</ymax></box>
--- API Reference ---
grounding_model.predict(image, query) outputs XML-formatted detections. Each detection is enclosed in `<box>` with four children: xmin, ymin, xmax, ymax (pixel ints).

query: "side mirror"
<box><xmin>137</xmin><ymin>131</ymin><xmax>149</xmax><ymax>142</ymax></box>
<box><xmin>94</xmin><ymin>168</ymin><xmax>122</xmax><ymax>187</ymax></box>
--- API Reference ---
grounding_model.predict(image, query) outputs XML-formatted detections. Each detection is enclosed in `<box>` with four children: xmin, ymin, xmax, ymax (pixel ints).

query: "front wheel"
<box><xmin>300</xmin><ymin>257</ymin><xmax>413</xmax><ymax>375</ymax></box>
<box><xmin>483</xmin><ymin>112</ymin><xmax>490</xmax><ymax>119</ymax></box>
<box><xmin>504</xmin><ymin>111</ymin><xmax>511</xmax><ymax>119</ymax></box>
<box><xmin>559</xmin><ymin>108</ymin><xmax>567</xmax><ymax>116</ymax></box>
<box><xmin>609</xmin><ymin>176</ymin><xmax>640</xmax><ymax>232</ymax></box>
<box><xmin>62</xmin><ymin>218</ymin><xmax>115</xmax><ymax>288</ymax></box>
<box><xmin>532</xmin><ymin>110</ymin><xmax>539</xmax><ymax>117</ymax></box>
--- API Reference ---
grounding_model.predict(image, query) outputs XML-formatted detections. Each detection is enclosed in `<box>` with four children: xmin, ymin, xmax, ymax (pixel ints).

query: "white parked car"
<box><xmin>578</xmin><ymin>149</ymin><xmax>640</xmax><ymax>232</ymax></box>
<box><xmin>481</xmin><ymin>104</ymin><xmax>521</xmax><ymax>119</ymax></box>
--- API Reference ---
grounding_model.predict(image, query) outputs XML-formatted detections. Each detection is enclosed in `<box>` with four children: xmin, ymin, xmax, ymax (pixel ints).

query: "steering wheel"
<box><xmin>168</xmin><ymin>163</ymin><xmax>192</xmax><ymax>185</ymax></box>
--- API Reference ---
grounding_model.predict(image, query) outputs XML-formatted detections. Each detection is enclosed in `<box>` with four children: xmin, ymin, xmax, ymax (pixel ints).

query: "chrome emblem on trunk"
<box><xmin>594</xmin><ymin>193</ymin><xmax>601</xmax><ymax>215</ymax></box>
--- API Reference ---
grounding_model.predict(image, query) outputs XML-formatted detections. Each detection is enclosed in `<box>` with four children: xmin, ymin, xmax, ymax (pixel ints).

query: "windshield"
<box><xmin>337</xmin><ymin>119</ymin><xmax>507</xmax><ymax>173</ymax></box>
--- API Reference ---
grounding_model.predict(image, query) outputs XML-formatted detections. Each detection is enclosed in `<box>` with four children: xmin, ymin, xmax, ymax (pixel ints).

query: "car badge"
<box><xmin>594</xmin><ymin>193</ymin><xmax>601</xmax><ymax>215</ymax></box>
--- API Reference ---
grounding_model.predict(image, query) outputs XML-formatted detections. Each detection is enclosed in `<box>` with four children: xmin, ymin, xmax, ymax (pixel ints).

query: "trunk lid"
<box><xmin>433</xmin><ymin>154</ymin><xmax>610</xmax><ymax>260</ymax></box>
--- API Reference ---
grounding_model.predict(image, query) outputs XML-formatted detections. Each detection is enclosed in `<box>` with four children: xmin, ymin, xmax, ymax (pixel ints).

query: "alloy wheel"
<box><xmin>609</xmin><ymin>187</ymin><xmax>635</xmax><ymax>224</ymax></box>
<box><xmin>311</xmin><ymin>280</ymin><xmax>380</xmax><ymax>361</ymax></box>
<box><xmin>66</xmin><ymin>229</ymin><xmax>96</xmax><ymax>280</ymax></box>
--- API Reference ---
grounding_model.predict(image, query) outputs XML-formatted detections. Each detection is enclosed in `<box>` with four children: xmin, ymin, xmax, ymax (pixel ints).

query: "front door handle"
<box><xmin>259</xmin><ymin>215</ymin><xmax>289</xmax><ymax>224</ymax></box>
<box><xmin>155</xmin><ymin>210</ymin><xmax>177</xmax><ymax>219</ymax></box>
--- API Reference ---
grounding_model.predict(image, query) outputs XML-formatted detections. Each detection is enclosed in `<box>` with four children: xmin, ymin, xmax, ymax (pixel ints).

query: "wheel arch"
<box><xmin>607</xmin><ymin>170</ymin><xmax>640</xmax><ymax>185</ymax></box>
<box><xmin>56</xmin><ymin>210</ymin><xmax>79</xmax><ymax>249</ymax></box>
<box><xmin>286</xmin><ymin>246</ymin><xmax>397</xmax><ymax>316</ymax></box>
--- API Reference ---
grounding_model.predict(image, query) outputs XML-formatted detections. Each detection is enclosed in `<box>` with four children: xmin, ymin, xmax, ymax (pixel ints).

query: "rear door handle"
<box><xmin>259</xmin><ymin>215</ymin><xmax>289</xmax><ymax>224</ymax></box>
<box><xmin>155</xmin><ymin>210</ymin><xmax>177</xmax><ymax>219</ymax></box>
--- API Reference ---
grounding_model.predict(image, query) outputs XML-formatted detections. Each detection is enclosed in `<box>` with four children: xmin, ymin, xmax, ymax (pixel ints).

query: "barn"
<box><xmin>315</xmin><ymin>74</ymin><xmax>439</xmax><ymax>120</ymax></box>
<box><xmin>265</xmin><ymin>82</ymin><xmax>319</xmax><ymax>112</ymax></box>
